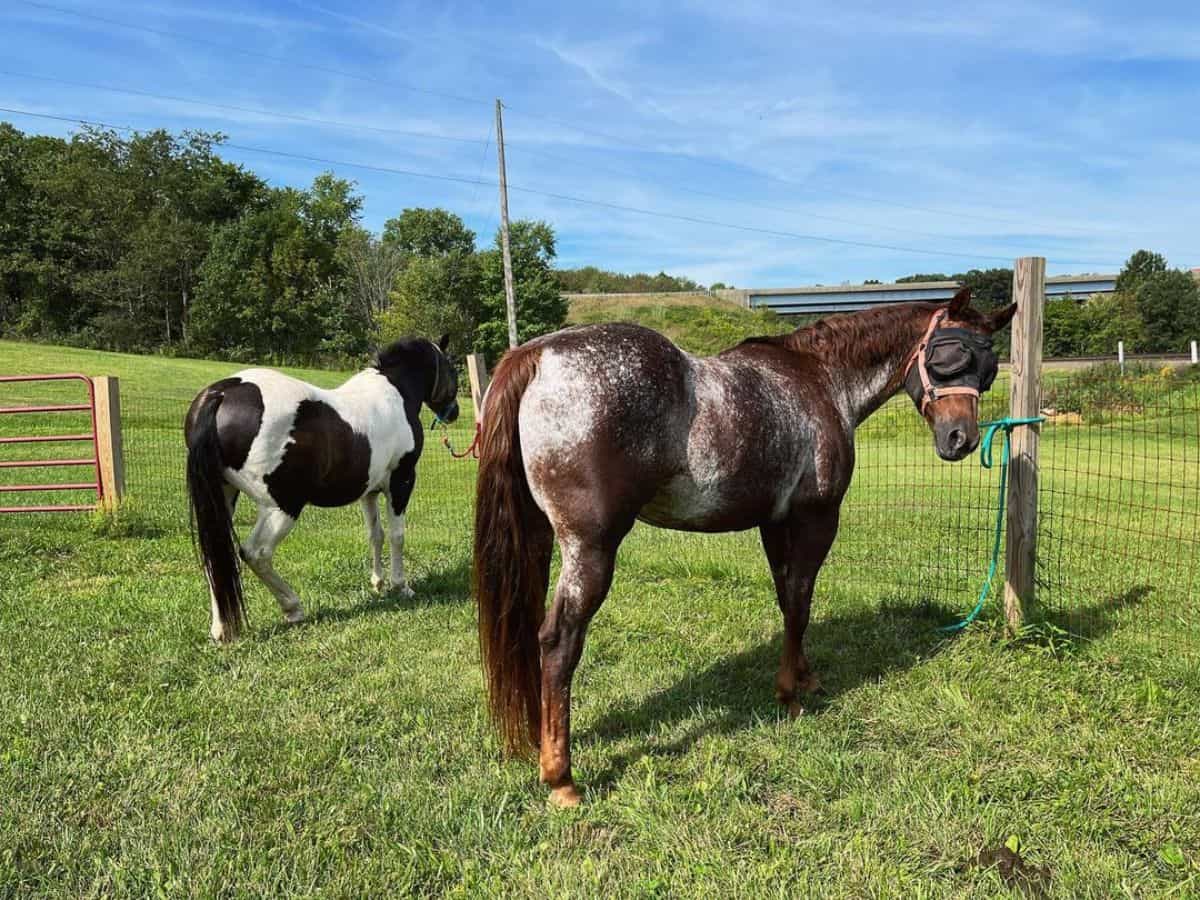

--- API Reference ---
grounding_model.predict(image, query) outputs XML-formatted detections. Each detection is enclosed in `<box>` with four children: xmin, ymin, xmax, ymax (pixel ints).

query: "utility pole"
<box><xmin>495</xmin><ymin>99</ymin><xmax>518</xmax><ymax>348</ymax></box>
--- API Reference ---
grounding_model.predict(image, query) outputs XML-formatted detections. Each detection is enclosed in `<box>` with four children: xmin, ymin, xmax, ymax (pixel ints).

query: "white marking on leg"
<box><xmin>241</xmin><ymin>505</ymin><xmax>304</xmax><ymax>623</ymax></box>
<box><xmin>210</xmin><ymin>591</ymin><xmax>226</xmax><ymax>643</ymax></box>
<box><xmin>362</xmin><ymin>493</ymin><xmax>385</xmax><ymax>592</ymax></box>
<box><xmin>387</xmin><ymin>504</ymin><xmax>414</xmax><ymax>598</ymax></box>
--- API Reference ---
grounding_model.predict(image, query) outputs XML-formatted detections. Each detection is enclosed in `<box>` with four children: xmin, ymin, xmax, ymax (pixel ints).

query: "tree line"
<box><xmin>2</xmin><ymin>122</ymin><xmax>1194</xmax><ymax>367</ymax></box>
<box><xmin>554</xmin><ymin>266</ymin><xmax>704</xmax><ymax>294</ymax></box>
<box><xmin>895</xmin><ymin>254</ymin><xmax>1199</xmax><ymax>357</ymax></box>
<box><xmin>0</xmin><ymin>123</ymin><xmax>566</xmax><ymax>365</ymax></box>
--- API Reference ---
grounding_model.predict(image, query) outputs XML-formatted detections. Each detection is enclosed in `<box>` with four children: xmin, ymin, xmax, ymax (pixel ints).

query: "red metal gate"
<box><xmin>0</xmin><ymin>374</ymin><xmax>104</xmax><ymax>512</ymax></box>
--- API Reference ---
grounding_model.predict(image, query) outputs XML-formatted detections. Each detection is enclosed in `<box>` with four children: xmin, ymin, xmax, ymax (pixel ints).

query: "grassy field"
<box><xmin>567</xmin><ymin>292</ymin><xmax>790</xmax><ymax>356</ymax></box>
<box><xmin>1</xmin><ymin>338</ymin><xmax>1198</xmax><ymax>898</ymax></box>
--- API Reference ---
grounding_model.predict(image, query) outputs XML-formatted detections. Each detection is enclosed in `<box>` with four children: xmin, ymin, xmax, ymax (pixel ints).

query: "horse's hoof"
<box><xmin>787</xmin><ymin>700</ymin><xmax>807</xmax><ymax>719</ymax></box>
<box><xmin>370</xmin><ymin>575</ymin><xmax>386</xmax><ymax>592</ymax></box>
<box><xmin>285</xmin><ymin>608</ymin><xmax>305</xmax><ymax>624</ymax></box>
<box><xmin>548</xmin><ymin>783</ymin><xmax>582</xmax><ymax>808</ymax></box>
<box><xmin>392</xmin><ymin>583</ymin><xmax>415</xmax><ymax>599</ymax></box>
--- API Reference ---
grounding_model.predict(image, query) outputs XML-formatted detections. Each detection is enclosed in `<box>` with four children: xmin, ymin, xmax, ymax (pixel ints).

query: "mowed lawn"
<box><xmin>1</xmin><ymin>338</ymin><xmax>1198</xmax><ymax>898</ymax></box>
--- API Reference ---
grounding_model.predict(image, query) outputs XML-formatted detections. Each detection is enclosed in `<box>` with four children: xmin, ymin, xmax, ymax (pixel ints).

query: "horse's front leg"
<box><xmin>760</xmin><ymin>504</ymin><xmax>839</xmax><ymax>718</ymax></box>
<box><xmin>386</xmin><ymin>463</ymin><xmax>417</xmax><ymax>598</ymax></box>
<box><xmin>539</xmin><ymin>536</ymin><xmax>618</xmax><ymax>808</ymax></box>
<box><xmin>361</xmin><ymin>492</ymin><xmax>386</xmax><ymax>592</ymax></box>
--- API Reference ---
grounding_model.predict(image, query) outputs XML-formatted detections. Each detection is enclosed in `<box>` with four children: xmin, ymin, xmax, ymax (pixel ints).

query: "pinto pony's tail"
<box><xmin>185</xmin><ymin>389</ymin><xmax>244</xmax><ymax>641</ymax></box>
<box><xmin>474</xmin><ymin>343</ymin><xmax>552</xmax><ymax>757</ymax></box>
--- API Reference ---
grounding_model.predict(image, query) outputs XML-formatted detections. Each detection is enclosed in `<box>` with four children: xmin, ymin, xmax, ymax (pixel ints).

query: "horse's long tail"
<box><xmin>474</xmin><ymin>343</ymin><xmax>552</xmax><ymax>756</ymax></box>
<box><xmin>186</xmin><ymin>389</ymin><xmax>244</xmax><ymax>641</ymax></box>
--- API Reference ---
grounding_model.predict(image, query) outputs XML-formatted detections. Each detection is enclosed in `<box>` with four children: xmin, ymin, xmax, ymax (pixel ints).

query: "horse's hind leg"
<box><xmin>241</xmin><ymin>504</ymin><xmax>303</xmax><ymax>624</ymax></box>
<box><xmin>760</xmin><ymin>505</ymin><xmax>838</xmax><ymax>718</ymax></box>
<box><xmin>539</xmin><ymin>534</ymin><xmax>621</xmax><ymax>808</ymax></box>
<box><xmin>209</xmin><ymin>484</ymin><xmax>241</xmax><ymax>643</ymax></box>
<box><xmin>361</xmin><ymin>492</ymin><xmax>386</xmax><ymax>592</ymax></box>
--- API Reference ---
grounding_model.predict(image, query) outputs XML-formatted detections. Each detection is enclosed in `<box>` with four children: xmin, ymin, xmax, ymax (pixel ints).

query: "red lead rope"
<box><xmin>442</xmin><ymin>422</ymin><xmax>481</xmax><ymax>459</ymax></box>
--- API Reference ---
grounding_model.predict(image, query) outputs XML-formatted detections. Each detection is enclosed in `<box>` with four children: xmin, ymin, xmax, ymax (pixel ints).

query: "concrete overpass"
<box><xmin>744</xmin><ymin>274</ymin><xmax>1117</xmax><ymax>316</ymax></box>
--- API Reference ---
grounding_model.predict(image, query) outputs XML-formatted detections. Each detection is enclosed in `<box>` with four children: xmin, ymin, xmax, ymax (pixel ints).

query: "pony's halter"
<box><xmin>903</xmin><ymin>309</ymin><xmax>995</xmax><ymax>416</ymax></box>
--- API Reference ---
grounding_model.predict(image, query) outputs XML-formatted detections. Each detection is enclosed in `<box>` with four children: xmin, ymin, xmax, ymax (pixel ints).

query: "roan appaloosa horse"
<box><xmin>185</xmin><ymin>336</ymin><xmax>458</xmax><ymax>642</ymax></box>
<box><xmin>473</xmin><ymin>289</ymin><xmax>1014</xmax><ymax>806</ymax></box>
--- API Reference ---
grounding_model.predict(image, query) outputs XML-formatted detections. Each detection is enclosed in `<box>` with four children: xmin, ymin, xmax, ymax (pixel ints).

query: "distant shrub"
<box><xmin>1043</xmin><ymin>362</ymin><xmax>1199</xmax><ymax>421</ymax></box>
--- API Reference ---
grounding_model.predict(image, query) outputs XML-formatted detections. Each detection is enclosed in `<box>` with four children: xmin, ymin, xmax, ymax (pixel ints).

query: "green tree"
<box><xmin>1079</xmin><ymin>291</ymin><xmax>1146</xmax><ymax>355</ymax></box>
<box><xmin>190</xmin><ymin>175</ymin><xmax>367</xmax><ymax>361</ymax></box>
<box><xmin>0</xmin><ymin>123</ymin><xmax>263</xmax><ymax>350</ymax></box>
<box><xmin>1115</xmin><ymin>250</ymin><xmax>1168</xmax><ymax>294</ymax></box>
<box><xmin>375</xmin><ymin>209</ymin><xmax>482</xmax><ymax>354</ymax></box>
<box><xmin>477</xmin><ymin>220</ymin><xmax>567</xmax><ymax>362</ymax></box>
<box><xmin>382</xmin><ymin>207</ymin><xmax>476</xmax><ymax>257</ymax></box>
<box><xmin>379</xmin><ymin>251</ymin><xmax>482</xmax><ymax>354</ymax></box>
<box><xmin>1042</xmin><ymin>298</ymin><xmax>1089</xmax><ymax>357</ymax></box>
<box><xmin>1135</xmin><ymin>269</ymin><xmax>1200</xmax><ymax>352</ymax></box>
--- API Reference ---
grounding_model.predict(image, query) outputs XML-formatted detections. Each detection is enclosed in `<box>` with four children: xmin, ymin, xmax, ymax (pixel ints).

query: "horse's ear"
<box><xmin>948</xmin><ymin>286</ymin><xmax>971</xmax><ymax>316</ymax></box>
<box><xmin>988</xmin><ymin>302</ymin><xmax>1018</xmax><ymax>332</ymax></box>
<box><xmin>437</xmin><ymin>333</ymin><xmax>450</xmax><ymax>352</ymax></box>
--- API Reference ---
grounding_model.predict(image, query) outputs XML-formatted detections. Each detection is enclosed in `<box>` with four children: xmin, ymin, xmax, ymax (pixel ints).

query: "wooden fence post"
<box><xmin>1003</xmin><ymin>257</ymin><xmax>1045</xmax><ymax>634</ymax></box>
<box><xmin>466</xmin><ymin>354</ymin><xmax>490</xmax><ymax>424</ymax></box>
<box><xmin>92</xmin><ymin>375</ymin><xmax>125</xmax><ymax>508</ymax></box>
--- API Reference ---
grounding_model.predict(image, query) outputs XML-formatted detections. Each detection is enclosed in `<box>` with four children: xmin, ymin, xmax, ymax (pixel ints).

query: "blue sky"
<box><xmin>2</xmin><ymin>0</ymin><xmax>1197</xmax><ymax>286</ymax></box>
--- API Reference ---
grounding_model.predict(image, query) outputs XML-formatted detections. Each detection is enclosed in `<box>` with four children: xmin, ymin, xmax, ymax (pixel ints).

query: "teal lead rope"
<box><xmin>940</xmin><ymin>415</ymin><xmax>1045</xmax><ymax>633</ymax></box>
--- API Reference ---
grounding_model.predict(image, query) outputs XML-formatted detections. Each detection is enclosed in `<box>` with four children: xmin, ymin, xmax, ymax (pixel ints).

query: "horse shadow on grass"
<box><xmin>580</xmin><ymin>586</ymin><xmax>1153</xmax><ymax>790</ymax></box>
<box><xmin>260</xmin><ymin>557</ymin><xmax>472</xmax><ymax>636</ymax></box>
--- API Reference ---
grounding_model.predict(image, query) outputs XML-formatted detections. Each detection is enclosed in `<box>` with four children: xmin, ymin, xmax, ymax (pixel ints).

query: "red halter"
<box><xmin>903</xmin><ymin>309</ymin><xmax>981</xmax><ymax>417</ymax></box>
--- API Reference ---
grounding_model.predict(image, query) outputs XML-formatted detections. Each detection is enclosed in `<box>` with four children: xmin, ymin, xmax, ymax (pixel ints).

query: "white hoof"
<box><xmin>371</xmin><ymin>573</ymin><xmax>386</xmax><ymax>592</ymax></box>
<box><xmin>210</xmin><ymin>624</ymin><xmax>227</xmax><ymax>643</ymax></box>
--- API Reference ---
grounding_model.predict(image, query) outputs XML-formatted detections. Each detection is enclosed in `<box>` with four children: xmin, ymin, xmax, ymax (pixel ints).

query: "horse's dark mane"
<box><xmin>733</xmin><ymin>301</ymin><xmax>989</xmax><ymax>368</ymax></box>
<box><xmin>374</xmin><ymin>338</ymin><xmax>432</xmax><ymax>372</ymax></box>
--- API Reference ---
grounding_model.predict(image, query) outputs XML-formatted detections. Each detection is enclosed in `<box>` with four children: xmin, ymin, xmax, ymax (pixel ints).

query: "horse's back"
<box><xmin>517</xmin><ymin>323</ymin><xmax>839</xmax><ymax>533</ymax></box>
<box><xmin>188</xmin><ymin>366</ymin><xmax>411</xmax><ymax>512</ymax></box>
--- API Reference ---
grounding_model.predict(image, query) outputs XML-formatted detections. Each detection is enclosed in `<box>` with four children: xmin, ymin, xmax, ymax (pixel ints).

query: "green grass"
<box><xmin>567</xmin><ymin>293</ymin><xmax>791</xmax><ymax>356</ymax></box>
<box><xmin>1</xmin><ymin>338</ymin><xmax>1198</xmax><ymax>897</ymax></box>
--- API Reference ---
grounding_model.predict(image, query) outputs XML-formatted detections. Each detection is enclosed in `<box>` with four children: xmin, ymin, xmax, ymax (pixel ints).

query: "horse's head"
<box><xmin>374</xmin><ymin>334</ymin><xmax>460</xmax><ymax>423</ymax></box>
<box><xmin>428</xmin><ymin>333</ymin><xmax>460</xmax><ymax>424</ymax></box>
<box><xmin>903</xmin><ymin>288</ymin><xmax>1017</xmax><ymax>461</ymax></box>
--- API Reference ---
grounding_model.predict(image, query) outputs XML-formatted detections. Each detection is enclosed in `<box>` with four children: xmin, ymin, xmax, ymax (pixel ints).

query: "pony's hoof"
<box><xmin>392</xmin><ymin>582</ymin><xmax>415</xmax><ymax>599</ymax></box>
<box><xmin>548</xmin><ymin>783</ymin><xmax>582</xmax><ymax>808</ymax></box>
<box><xmin>787</xmin><ymin>700</ymin><xmax>807</xmax><ymax>719</ymax></box>
<box><xmin>370</xmin><ymin>574</ymin><xmax>386</xmax><ymax>592</ymax></box>
<box><xmin>285</xmin><ymin>608</ymin><xmax>305</xmax><ymax>624</ymax></box>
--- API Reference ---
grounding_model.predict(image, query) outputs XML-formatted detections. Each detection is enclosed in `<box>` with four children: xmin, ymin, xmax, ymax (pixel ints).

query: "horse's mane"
<box><xmin>374</xmin><ymin>338</ymin><xmax>431</xmax><ymax>372</ymax></box>
<box><xmin>733</xmin><ymin>302</ymin><xmax>948</xmax><ymax>366</ymax></box>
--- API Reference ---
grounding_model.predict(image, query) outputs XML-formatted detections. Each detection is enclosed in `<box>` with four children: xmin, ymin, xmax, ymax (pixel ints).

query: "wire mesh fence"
<box><xmin>3</xmin><ymin>356</ymin><xmax>1198</xmax><ymax>656</ymax></box>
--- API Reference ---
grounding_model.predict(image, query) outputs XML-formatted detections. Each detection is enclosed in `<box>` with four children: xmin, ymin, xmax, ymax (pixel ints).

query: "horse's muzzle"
<box><xmin>935</xmin><ymin>423</ymin><xmax>978</xmax><ymax>461</ymax></box>
<box><xmin>439</xmin><ymin>400</ymin><xmax>460</xmax><ymax>424</ymax></box>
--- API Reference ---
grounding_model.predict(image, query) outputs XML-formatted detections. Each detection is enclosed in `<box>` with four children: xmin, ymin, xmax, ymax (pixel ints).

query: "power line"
<box><xmin>12</xmin><ymin>0</ymin><xmax>489</xmax><ymax>108</ymax></box>
<box><xmin>4</xmin><ymin>63</ymin><xmax>1028</xmax><ymax>250</ymax></box>
<box><xmin>0</xmin><ymin>105</ymin><xmax>1120</xmax><ymax>270</ymax></box>
<box><xmin>510</xmin><ymin>141</ymin><xmax>1036</xmax><ymax>247</ymax></box>
<box><xmin>468</xmin><ymin>121</ymin><xmax>494</xmax><ymax>208</ymax></box>
<box><xmin>16</xmin><ymin>0</ymin><xmax>1101</xmax><ymax>237</ymax></box>
<box><xmin>0</xmin><ymin>69</ymin><xmax>488</xmax><ymax>147</ymax></box>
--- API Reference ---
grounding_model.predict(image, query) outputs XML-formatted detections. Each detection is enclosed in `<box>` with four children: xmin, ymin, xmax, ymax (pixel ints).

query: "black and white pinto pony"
<box><xmin>185</xmin><ymin>336</ymin><xmax>459</xmax><ymax>642</ymax></box>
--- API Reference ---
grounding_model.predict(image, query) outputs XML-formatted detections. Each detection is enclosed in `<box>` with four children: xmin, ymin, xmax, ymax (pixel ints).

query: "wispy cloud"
<box><xmin>2</xmin><ymin>0</ymin><xmax>1195</xmax><ymax>281</ymax></box>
